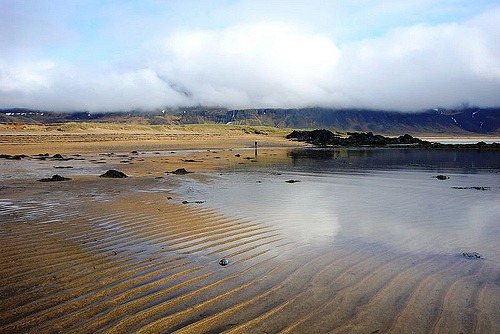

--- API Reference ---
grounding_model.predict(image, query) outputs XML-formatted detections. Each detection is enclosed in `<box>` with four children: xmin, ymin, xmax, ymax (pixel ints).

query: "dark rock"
<box><xmin>99</xmin><ymin>170</ymin><xmax>128</xmax><ymax>178</ymax></box>
<box><xmin>286</xmin><ymin>129</ymin><xmax>339</xmax><ymax>146</ymax></box>
<box><xmin>51</xmin><ymin>153</ymin><xmax>72</xmax><ymax>161</ymax></box>
<box><xmin>287</xmin><ymin>129</ymin><xmax>500</xmax><ymax>150</ymax></box>
<box><xmin>462</xmin><ymin>252</ymin><xmax>482</xmax><ymax>259</ymax></box>
<box><xmin>234</xmin><ymin>154</ymin><xmax>241</xmax><ymax>157</ymax></box>
<box><xmin>183</xmin><ymin>159</ymin><xmax>202</xmax><ymax>163</ymax></box>
<box><xmin>452</xmin><ymin>186</ymin><xmax>490</xmax><ymax>191</ymax></box>
<box><xmin>170</xmin><ymin>168</ymin><xmax>191</xmax><ymax>175</ymax></box>
<box><xmin>285</xmin><ymin>180</ymin><xmax>301</xmax><ymax>183</ymax></box>
<box><xmin>286</xmin><ymin>129</ymin><xmax>418</xmax><ymax>146</ymax></box>
<box><xmin>397</xmin><ymin>134</ymin><xmax>422</xmax><ymax>144</ymax></box>
<box><xmin>0</xmin><ymin>154</ymin><xmax>29</xmax><ymax>160</ymax></box>
<box><xmin>219</xmin><ymin>258</ymin><xmax>229</xmax><ymax>266</ymax></box>
<box><xmin>181</xmin><ymin>200</ymin><xmax>205</xmax><ymax>204</ymax></box>
<box><xmin>39</xmin><ymin>174</ymin><xmax>72</xmax><ymax>182</ymax></box>
<box><xmin>435</xmin><ymin>175</ymin><xmax>449</xmax><ymax>180</ymax></box>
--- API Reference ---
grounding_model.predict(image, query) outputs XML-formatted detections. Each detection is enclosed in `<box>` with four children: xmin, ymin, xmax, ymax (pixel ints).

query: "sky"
<box><xmin>1</xmin><ymin>0</ymin><xmax>500</xmax><ymax>112</ymax></box>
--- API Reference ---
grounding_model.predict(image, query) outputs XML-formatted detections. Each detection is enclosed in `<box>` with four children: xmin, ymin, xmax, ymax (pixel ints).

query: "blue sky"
<box><xmin>1</xmin><ymin>0</ymin><xmax>500</xmax><ymax>111</ymax></box>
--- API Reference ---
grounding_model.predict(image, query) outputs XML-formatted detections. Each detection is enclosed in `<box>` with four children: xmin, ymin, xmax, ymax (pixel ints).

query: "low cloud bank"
<box><xmin>1</xmin><ymin>7</ymin><xmax>499</xmax><ymax>112</ymax></box>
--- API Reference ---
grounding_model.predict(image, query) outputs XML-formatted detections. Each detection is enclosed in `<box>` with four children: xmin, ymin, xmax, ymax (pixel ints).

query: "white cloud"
<box><xmin>0</xmin><ymin>60</ymin><xmax>55</xmax><ymax>92</ymax></box>
<box><xmin>155</xmin><ymin>23</ymin><xmax>341</xmax><ymax>108</ymax></box>
<box><xmin>1</xmin><ymin>2</ymin><xmax>499</xmax><ymax>111</ymax></box>
<box><xmin>332</xmin><ymin>14</ymin><xmax>500</xmax><ymax>110</ymax></box>
<box><xmin>0</xmin><ymin>61</ymin><xmax>188</xmax><ymax>111</ymax></box>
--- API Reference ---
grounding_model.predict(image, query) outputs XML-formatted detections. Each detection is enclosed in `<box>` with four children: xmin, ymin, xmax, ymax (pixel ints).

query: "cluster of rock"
<box><xmin>286</xmin><ymin>129</ymin><xmax>500</xmax><ymax>149</ymax></box>
<box><xmin>286</xmin><ymin>130</ymin><xmax>424</xmax><ymax>147</ymax></box>
<box><xmin>1</xmin><ymin>153</ymin><xmax>73</xmax><ymax>161</ymax></box>
<box><xmin>0</xmin><ymin>154</ymin><xmax>29</xmax><ymax>160</ymax></box>
<box><xmin>38</xmin><ymin>169</ymin><xmax>128</xmax><ymax>182</ymax></box>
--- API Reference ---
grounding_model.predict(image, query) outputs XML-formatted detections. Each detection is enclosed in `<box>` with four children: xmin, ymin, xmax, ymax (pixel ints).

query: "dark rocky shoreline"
<box><xmin>286</xmin><ymin>129</ymin><xmax>500</xmax><ymax>150</ymax></box>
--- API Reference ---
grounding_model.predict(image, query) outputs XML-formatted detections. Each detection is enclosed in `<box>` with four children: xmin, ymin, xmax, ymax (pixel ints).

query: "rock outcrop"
<box><xmin>287</xmin><ymin>130</ymin><xmax>499</xmax><ymax>150</ymax></box>
<box><xmin>99</xmin><ymin>170</ymin><xmax>128</xmax><ymax>178</ymax></box>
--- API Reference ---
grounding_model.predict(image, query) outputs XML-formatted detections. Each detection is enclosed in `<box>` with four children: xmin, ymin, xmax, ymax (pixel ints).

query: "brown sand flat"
<box><xmin>0</xmin><ymin>123</ymin><xmax>297</xmax><ymax>156</ymax></box>
<box><xmin>1</xmin><ymin>128</ymin><xmax>499</xmax><ymax>333</ymax></box>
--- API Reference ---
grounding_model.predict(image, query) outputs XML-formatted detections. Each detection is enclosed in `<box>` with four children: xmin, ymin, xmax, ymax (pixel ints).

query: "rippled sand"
<box><xmin>1</xmin><ymin>131</ymin><xmax>499</xmax><ymax>333</ymax></box>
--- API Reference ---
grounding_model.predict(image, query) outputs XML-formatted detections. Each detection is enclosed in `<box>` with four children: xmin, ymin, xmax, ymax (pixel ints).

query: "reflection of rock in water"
<box><xmin>286</xmin><ymin>147</ymin><xmax>500</xmax><ymax>171</ymax></box>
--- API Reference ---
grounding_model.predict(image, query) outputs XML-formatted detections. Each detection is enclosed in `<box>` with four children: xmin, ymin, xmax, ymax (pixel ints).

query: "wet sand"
<box><xmin>1</xmin><ymin>129</ymin><xmax>499</xmax><ymax>333</ymax></box>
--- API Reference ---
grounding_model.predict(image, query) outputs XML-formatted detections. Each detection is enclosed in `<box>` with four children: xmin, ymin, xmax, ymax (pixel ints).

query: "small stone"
<box><xmin>219</xmin><ymin>259</ymin><xmax>229</xmax><ymax>266</ymax></box>
<box><xmin>285</xmin><ymin>180</ymin><xmax>301</xmax><ymax>183</ymax></box>
<box><xmin>435</xmin><ymin>175</ymin><xmax>449</xmax><ymax>180</ymax></box>
<box><xmin>99</xmin><ymin>170</ymin><xmax>128</xmax><ymax>178</ymax></box>
<box><xmin>171</xmin><ymin>168</ymin><xmax>191</xmax><ymax>175</ymax></box>
<box><xmin>39</xmin><ymin>175</ymin><xmax>72</xmax><ymax>182</ymax></box>
<box><xmin>462</xmin><ymin>252</ymin><xmax>482</xmax><ymax>259</ymax></box>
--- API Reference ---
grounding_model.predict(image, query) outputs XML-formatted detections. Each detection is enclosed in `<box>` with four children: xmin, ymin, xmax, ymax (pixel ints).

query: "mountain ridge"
<box><xmin>1</xmin><ymin>107</ymin><xmax>499</xmax><ymax>135</ymax></box>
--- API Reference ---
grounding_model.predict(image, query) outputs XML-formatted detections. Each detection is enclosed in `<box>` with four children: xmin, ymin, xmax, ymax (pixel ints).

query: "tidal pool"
<box><xmin>182</xmin><ymin>148</ymin><xmax>500</xmax><ymax>258</ymax></box>
<box><xmin>175</xmin><ymin>147</ymin><xmax>500</xmax><ymax>332</ymax></box>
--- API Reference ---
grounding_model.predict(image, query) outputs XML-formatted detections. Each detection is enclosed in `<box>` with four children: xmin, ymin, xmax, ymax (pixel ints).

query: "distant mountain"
<box><xmin>1</xmin><ymin>107</ymin><xmax>499</xmax><ymax>135</ymax></box>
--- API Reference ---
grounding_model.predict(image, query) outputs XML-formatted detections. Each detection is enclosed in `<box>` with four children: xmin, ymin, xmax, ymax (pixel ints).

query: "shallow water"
<box><xmin>2</xmin><ymin>147</ymin><xmax>499</xmax><ymax>333</ymax></box>
<box><xmin>183</xmin><ymin>148</ymin><xmax>500</xmax><ymax>260</ymax></box>
<box><xmin>170</xmin><ymin>148</ymin><xmax>500</xmax><ymax>332</ymax></box>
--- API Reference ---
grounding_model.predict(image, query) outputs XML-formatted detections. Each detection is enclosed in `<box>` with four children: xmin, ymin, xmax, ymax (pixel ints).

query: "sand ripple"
<box><xmin>1</xmin><ymin>179</ymin><xmax>499</xmax><ymax>333</ymax></box>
